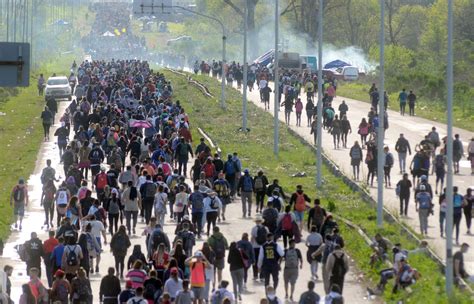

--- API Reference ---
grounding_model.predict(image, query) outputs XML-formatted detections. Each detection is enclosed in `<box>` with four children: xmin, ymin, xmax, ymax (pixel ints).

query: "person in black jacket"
<box><xmin>227</xmin><ymin>242</ymin><xmax>246</xmax><ymax>301</ymax></box>
<box><xmin>100</xmin><ymin>267</ymin><xmax>121</xmax><ymax>304</ymax></box>
<box><xmin>25</xmin><ymin>232</ymin><xmax>44</xmax><ymax>278</ymax></box>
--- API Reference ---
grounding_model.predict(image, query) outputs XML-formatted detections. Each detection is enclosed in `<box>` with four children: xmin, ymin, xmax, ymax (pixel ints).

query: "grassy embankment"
<box><xmin>336</xmin><ymin>82</ymin><xmax>474</xmax><ymax>132</ymax></box>
<box><xmin>0</xmin><ymin>57</ymin><xmax>77</xmax><ymax>242</ymax></box>
<box><xmin>164</xmin><ymin>70</ymin><xmax>472</xmax><ymax>303</ymax></box>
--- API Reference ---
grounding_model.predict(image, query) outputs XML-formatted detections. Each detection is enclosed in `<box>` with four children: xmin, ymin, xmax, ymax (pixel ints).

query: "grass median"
<box><xmin>0</xmin><ymin>56</ymin><xmax>75</xmax><ymax>242</ymax></box>
<box><xmin>163</xmin><ymin>70</ymin><xmax>472</xmax><ymax>303</ymax></box>
<box><xmin>336</xmin><ymin>82</ymin><xmax>473</xmax><ymax>132</ymax></box>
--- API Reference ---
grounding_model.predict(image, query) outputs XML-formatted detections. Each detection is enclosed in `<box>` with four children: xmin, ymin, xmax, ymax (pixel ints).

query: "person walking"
<box><xmin>325</xmin><ymin>244</ymin><xmax>349</xmax><ymax>294</ymax></box>
<box><xmin>305</xmin><ymin>99</ymin><xmax>314</xmax><ymax>127</ymax></box>
<box><xmin>453</xmin><ymin>186</ymin><xmax>466</xmax><ymax>245</ymax></box>
<box><xmin>204</xmin><ymin>191</ymin><xmax>222</xmax><ymax>236</ymax></box>
<box><xmin>281</xmin><ymin>239</ymin><xmax>303</xmax><ymax>301</ymax></box>
<box><xmin>330</xmin><ymin>115</ymin><xmax>342</xmax><ymax>149</ymax></box>
<box><xmin>415</xmin><ymin>185</ymin><xmax>432</xmax><ymax>236</ymax></box>
<box><xmin>140</xmin><ymin>175</ymin><xmax>157</xmax><ymax>225</ymax></box>
<box><xmin>227</xmin><ymin>242</ymin><xmax>246</xmax><ymax>301</ymax></box>
<box><xmin>453</xmin><ymin>243</ymin><xmax>470</xmax><ymax>286</ymax></box>
<box><xmin>396</xmin><ymin>173</ymin><xmax>412</xmax><ymax>216</ymax></box>
<box><xmin>253</xmin><ymin>170</ymin><xmax>269</xmax><ymax>214</ymax></box>
<box><xmin>298</xmin><ymin>281</ymin><xmax>320</xmax><ymax>304</ymax></box>
<box><xmin>237</xmin><ymin>169</ymin><xmax>254</xmax><ymax>218</ymax></box>
<box><xmin>186</xmin><ymin>251</ymin><xmax>209</xmax><ymax>304</ymax></box>
<box><xmin>306</xmin><ymin>225</ymin><xmax>323</xmax><ymax>281</ymax></box>
<box><xmin>349</xmin><ymin>141</ymin><xmax>363</xmax><ymax>181</ymax></box>
<box><xmin>358</xmin><ymin>118</ymin><xmax>369</xmax><ymax>146</ymax></box>
<box><xmin>395</xmin><ymin>133</ymin><xmax>412</xmax><ymax>174</ymax></box>
<box><xmin>433</xmin><ymin>149</ymin><xmax>446</xmax><ymax>195</ymax></box>
<box><xmin>236</xmin><ymin>233</ymin><xmax>254</xmax><ymax>290</ymax></box>
<box><xmin>384</xmin><ymin>146</ymin><xmax>394</xmax><ymax>187</ymax></box>
<box><xmin>398</xmin><ymin>88</ymin><xmax>408</xmax><ymax>115</ymax></box>
<box><xmin>468</xmin><ymin>137</ymin><xmax>474</xmax><ymax>175</ymax></box>
<box><xmin>110</xmin><ymin>225</ymin><xmax>131</xmax><ymax>278</ymax></box>
<box><xmin>214</xmin><ymin>173</ymin><xmax>231</xmax><ymax>222</ymax></box>
<box><xmin>122</xmin><ymin>181</ymin><xmax>141</xmax><ymax>235</ymax></box>
<box><xmin>250</xmin><ymin>214</ymin><xmax>268</xmax><ymax>282</ymax></box>
<box><xmin>175</xmin><ymin>137</ymin><xmax>194</xmax><ymax>177</ymax></box>
<box><xmin>208</xmin><ymin>226</ymin><xmax>228</xmax><ymax>287</ymax></box>
<box><xmin>41</xmin><ymin>106</ymin><xmax>54</xmax><ymax>141</ymax></box>
<box><xmin>463</xmin><ymin>188</ymin><xmax>473</xmax><ymax>235</ymax></box>
<box><xmin>257</xmin><ymin>232</ymin><xmax>284</xmax><ymax>289</ymax></box>
<box><xmin>295</xmin><ymin>98</ymin><xmax>303</xmax><ymax>127</ymax></box>
<box><xmin>99</xmin><ymin>267</ymin><xmax>121</xmax><ymax>304</ymax></box>
<box><xmin>10</xmin><ymin>178</ymin><xmax>29</xmax><ymax>230</ymax></box>
<box><xmin>407</xmin><ymin>90</ymin><xmax>417</xmax><ymax>116</ymax></box>
<box><xmin>278</xmin><ymin>205</ymin><xmax>297</xmax><ymax>249</ymax></box>
<box><xmin>340</xmin><ymin>115</ymin><xmax>352</xmax><ymax>148</ymax></box>
<box><xmin>289</xmin><ymin>185</ymin><xmax>311</xmax><ymax>232</ymax></box>
<box><xmin>453</xmin><ymin>134</ymin><xmax>464</xmax><ymax>174</ymax></box>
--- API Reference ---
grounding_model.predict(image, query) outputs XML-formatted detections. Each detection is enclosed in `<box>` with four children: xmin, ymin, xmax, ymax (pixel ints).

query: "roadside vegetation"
<box><xmin>163</xmin><ymin>70</ymin><xmax>472</xmax><ymax>303</ymax></box>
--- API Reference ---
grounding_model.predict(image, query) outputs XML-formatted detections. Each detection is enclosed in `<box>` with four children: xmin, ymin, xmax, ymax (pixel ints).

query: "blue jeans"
<box><xmin>439</xmin><ymin>211</ymin><xmax>446</xmax><ymax>235</ymax></box>
<box><xmin>398</xmin><ymin>152</ymin><xmax>407</xmax><ymax>172</ymax></box>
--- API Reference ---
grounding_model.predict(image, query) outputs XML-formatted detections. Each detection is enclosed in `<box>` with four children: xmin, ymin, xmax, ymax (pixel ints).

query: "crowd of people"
<box><xmin>2</xmin><ymin>58</ymin><xmax>367</xmax><ymax>304</ymax></box>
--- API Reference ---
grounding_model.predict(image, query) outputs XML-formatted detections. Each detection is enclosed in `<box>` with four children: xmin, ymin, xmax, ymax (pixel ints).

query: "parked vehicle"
<box><xmin>44</xmin><ymin>76</ymin><xmax>72</xmax><ymax>100</ymax></box>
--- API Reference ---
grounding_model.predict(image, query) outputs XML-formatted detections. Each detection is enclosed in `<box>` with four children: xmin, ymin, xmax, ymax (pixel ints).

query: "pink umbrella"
<box><xmin>129</xmin><ymin>119</ymin><xmax>152</xmax><ymax>128</ymax></box>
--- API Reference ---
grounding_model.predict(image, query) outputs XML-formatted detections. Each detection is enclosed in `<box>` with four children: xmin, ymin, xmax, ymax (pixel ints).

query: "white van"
<box><xmin>342</xmin><ymin>66</ymin><xmax>359</xmax><ymax>81</ymax></box>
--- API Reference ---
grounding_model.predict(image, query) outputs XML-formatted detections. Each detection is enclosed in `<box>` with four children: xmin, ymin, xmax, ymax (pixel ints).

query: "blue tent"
<box><xmin>324</xmin><ymin>60</ymin><xmax>350</xmax><ymax>69</ymax></box>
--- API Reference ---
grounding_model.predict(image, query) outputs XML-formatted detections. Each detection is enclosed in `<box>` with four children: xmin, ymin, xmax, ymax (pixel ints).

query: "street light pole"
<box><xmin>273</xmin><ymin>0</ymin><xmax>279</xmax><ymax>156</ymax></box>
<box><xmin>376</xmin><ymin>0</ymin><xmax>385</xmax><ymax>228</ymax></box>
<box><xmin>221</xmin><ymin>34</ymin><xmax>226</xmax><ymax>110</ymax></box>
<box><xmin>316</xmin><ymin>0</ymin><xmax>323</xmax><ymax>188</ymax></box>
<box><xmin>445</xmin><ymin>0</ymin><xmax>454</xmax><ymax>296</ymax></box>
<box><xmin>242</xmin><ymin>0</ymin><xmax>248</xmax><ymax>131</ymax></box>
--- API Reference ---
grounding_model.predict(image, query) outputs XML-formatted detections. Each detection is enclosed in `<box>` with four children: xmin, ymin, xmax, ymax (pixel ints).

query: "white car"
<box><xmin>44</xmin><ymin>76</ymin><xmax>72</xmax><ymax>100</ymax></box>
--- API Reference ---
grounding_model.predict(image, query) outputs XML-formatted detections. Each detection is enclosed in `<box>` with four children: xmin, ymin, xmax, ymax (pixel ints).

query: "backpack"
<box><xmin>295</xmin><ymin>193</ymin><xmax>306</xmax><ymax>212</ymax></box>
<box><xmin>331</xmin><ymin>253</ymin><xmax>347</xmax><ymax>278</ymax></box>
<box><xmin>211</xmin><ymin>290</ymin><xmax>223</xmax><ymax>304</ymax></box>
<box><xmin>112</xmin><ymin>235</ymin><xmax>127</xmax><ymax>252</ymax></box>
<box><xmin>224</xmin><ymin>161</ymin><xmax>236</xmax><ymax>175</ymax></box>
<box><xmin>17</xmin><ymin>243</ymin><xmax>30</xmax><ymax>262</ymax></box>
<box><xmin>54</xmin><ymin>280</ymin><xmax>69</xmax><ymax>302</ymax></box>
<box><xmin>322</xmin><ymin>240</ymin><xmax>336</xmax><ymax>264</ymax></box>
<box><xmin>66</xmin><ymin>245</ymin><xmax>79</xmax><ymax>267</ymax></box>
<box><xmin>385</xmin><ymin>153</ymin><xmax>394</xmax><ymax>167</ymax></box>
<box><xmin>13</xmin><ymin>186</ymin><xmax>25</xmax><ymax>203</ymax></box>
<box><xmin>143</xmin><ymin>282</ymin><xmax>158</xmax><ymax>301</ymax></box>
<box><xmin>179</xmin><ymin>143</ymin><xmax>188</xmax><ymax>157</ymax></box>
<box><xmin>192</xmin><ymin>193</ymin><xmax>204</xmax><ymax>210</ymax></box>
<box><xmin>145</xmin><ymin>183</ymin><xmax>157</xmax><ymax>198</ymax></box>
<box><xmin>254</xmin><ymin>176</ymin><xmax>264</xmax><ymax>192</ymax></box>
<box><xmin>151</xmin><ymin>230</ymin><xmax>166</xmax><ymax>251</ymax></box>
<box><xmin>312</xmin><ymin>206</ymin><xmax>325</xmax><ymax>227</ymax></box>
<box><xmin>213</xmin><ymin>237</ymin><xmax>226</xmax><ymax>259</ymax></box>
<box><xmin>214</xmin><ymin>181</ymin><xmax>230</xmax><ymax>198</ymax></box>
<box><xmin>242</xmin><ymin>176</ymin><xmax>253</xmax><ymax>192</ymax></box>
<box><xmin>434</xmin><ymin>154</ymin><xmax>445</xmax><ymax>170</ymax></box>
<box><xmin>96</xmin><ymin>173</ymin><xmax>108</xmax><ymax>189</ymax></box>
<box><xmin>91</xmin><ymin>149</ymin><xmax>101</xmax><ymax>162</ymax></box>
<box><xmin>418</xmin><ymin>193</ymin><xmax>431</xmax><ymax>209</ymax></box>
<box><xmin>210</xmin><ymin>197</ymin><xmax>219</xmax><ymax>210</ymax></box>
<box><xmin>285</xmin><ymin>248</ymin><xmax>299</xmax><ymax>269</ymax></box>
<box><xmin>56</xmin><ymin>190</ymin><xmax>68</xmax><ymax>206</ymax></box>
<box><xmin>282</xmin><ymin>213</ymin><xmax>293</xmax><ymax>231</ymax></box>
<box><xmin>395</xmin><ymin>183</ymin><xmax>401</xmax><ymax>196</ymax></box>
<box><xmin>168</xmin><ymin>176</ymin><xmax>179</xmax><ymax>191</ymax></box>
<box><xmin>76</xmin><ymin>280</ymin><xmax>91</xmax><ymax>300</ymax></box>
<box><xmin>255</xmin><ymin>225</ymin><xmax>267</xmax><ymax>245</ymax></box>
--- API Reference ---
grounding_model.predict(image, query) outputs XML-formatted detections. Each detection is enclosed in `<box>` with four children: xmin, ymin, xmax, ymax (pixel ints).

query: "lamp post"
<box><xmin>242</xmin><ymin>0</ymin><xmax>248</xmax><ymax>131</ymax></box>
<box><xmin>376</xmin><ymin>0</ymin><xmax>385</xmax><ymax>228</ymax></box>
<box><xmin>316</xmin><ymin>0</ymin><xmax>323</xmax><ymax>188</ymax></box>
<box><xmin>273</xmin><ymin>0</ymin><xmax>279</xmax><ymax>156</ymax></box>
<box><xmin>143</xmin><ymin>3</ymin><xmax>228</xmax><ymax>109</ymax></box>
<box><xmin>445</xmin><ymin>0</ymin><xmax>454</xmax><ymax>296</ymax></box>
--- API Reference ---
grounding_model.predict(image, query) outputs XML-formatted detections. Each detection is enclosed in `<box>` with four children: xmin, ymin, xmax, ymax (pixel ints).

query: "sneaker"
<box><xmin>95</xmin><ymin>266</ymin><xmax>99</xmax><ymax>273</ymax></box>
<box><xmin>14</xmin><ymin>223</ymin><xmax>17</xmax><ymax>229</ymax></box>
<box><xmin>19</xmin><ymin>225</ymin><xmax>22</xmax><ymax>231</ymax></box>
<box><xmin>133</xmin><ymin>228</ymin><xmax>136</xmax><ymax>235</ymax></box>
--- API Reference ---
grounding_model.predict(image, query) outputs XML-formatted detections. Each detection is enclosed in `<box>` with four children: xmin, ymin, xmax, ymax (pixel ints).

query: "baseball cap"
<box><xmin>170</xmin><ymin>267</ymin><xmax>178</xmax><ymax>274</ymax></box>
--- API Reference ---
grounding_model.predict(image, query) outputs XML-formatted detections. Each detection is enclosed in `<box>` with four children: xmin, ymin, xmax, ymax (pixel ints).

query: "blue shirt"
<box><xmin>52</xmin><ymin>244</ymin><xmax>65</xmax><ymax>267</ymax></box>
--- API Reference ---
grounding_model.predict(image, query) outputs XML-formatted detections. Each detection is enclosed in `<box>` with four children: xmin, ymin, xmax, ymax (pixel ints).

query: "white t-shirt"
<box><xmin>126</xmin><ymin>296</ymin><xmax>147</xmax><ymax>304</ymax></box>
<box><xmin>83</xmin><ymin>220</ymin><xmax>105</xmax><ymax>239</ymax></box>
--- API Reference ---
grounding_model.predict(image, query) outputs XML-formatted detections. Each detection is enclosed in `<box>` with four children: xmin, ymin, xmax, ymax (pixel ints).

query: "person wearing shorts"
<box><xmin>186</xmin><ymin>251</ymin><xmax>209</xmax><ymax>304</ymax></box>
<box><xmin>10</xmin><ymin>179</ymin><xmax>29</xmax><ymax>230</ymax></box>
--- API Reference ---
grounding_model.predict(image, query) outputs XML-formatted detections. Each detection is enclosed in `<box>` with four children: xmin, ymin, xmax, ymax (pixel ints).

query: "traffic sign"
<box><xmin>133</xmin><ymin>0</ymin><xmax>172</xmax><ymax>16</ymax></box>
<box><xmin>0</xmin><ymin>42</ymin><xmax>30</xmax><ymax>87</ymax></box>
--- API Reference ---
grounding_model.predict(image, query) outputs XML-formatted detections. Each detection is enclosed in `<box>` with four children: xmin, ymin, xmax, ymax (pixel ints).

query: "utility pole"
<box><xmin>376</xmin><ymin>0</ymin><xmax>385</xmax><ymax>228</ymax></box>
<box><xmin>316</xmin><ymin>0</ymin><xmax>323</xmax><ymax>188</ymax></box>
<box><xmin>242</xmin><ymin>0</ymin><xmax>248</xmax><ymax>131</ymax></box>
<box><xmin>445</xmin><ymin>0</ymin><xmax>454</xmax><ymax>297</ymax></box>
<box><xmin>6</xmin><ymin>0</ymin><xmax>9</xmax><ymax>42</ymax></box>
<box><xmin>273</xmin><ymin>0</ymin><xmax>279</xmax><ymax>156</ymax></box>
